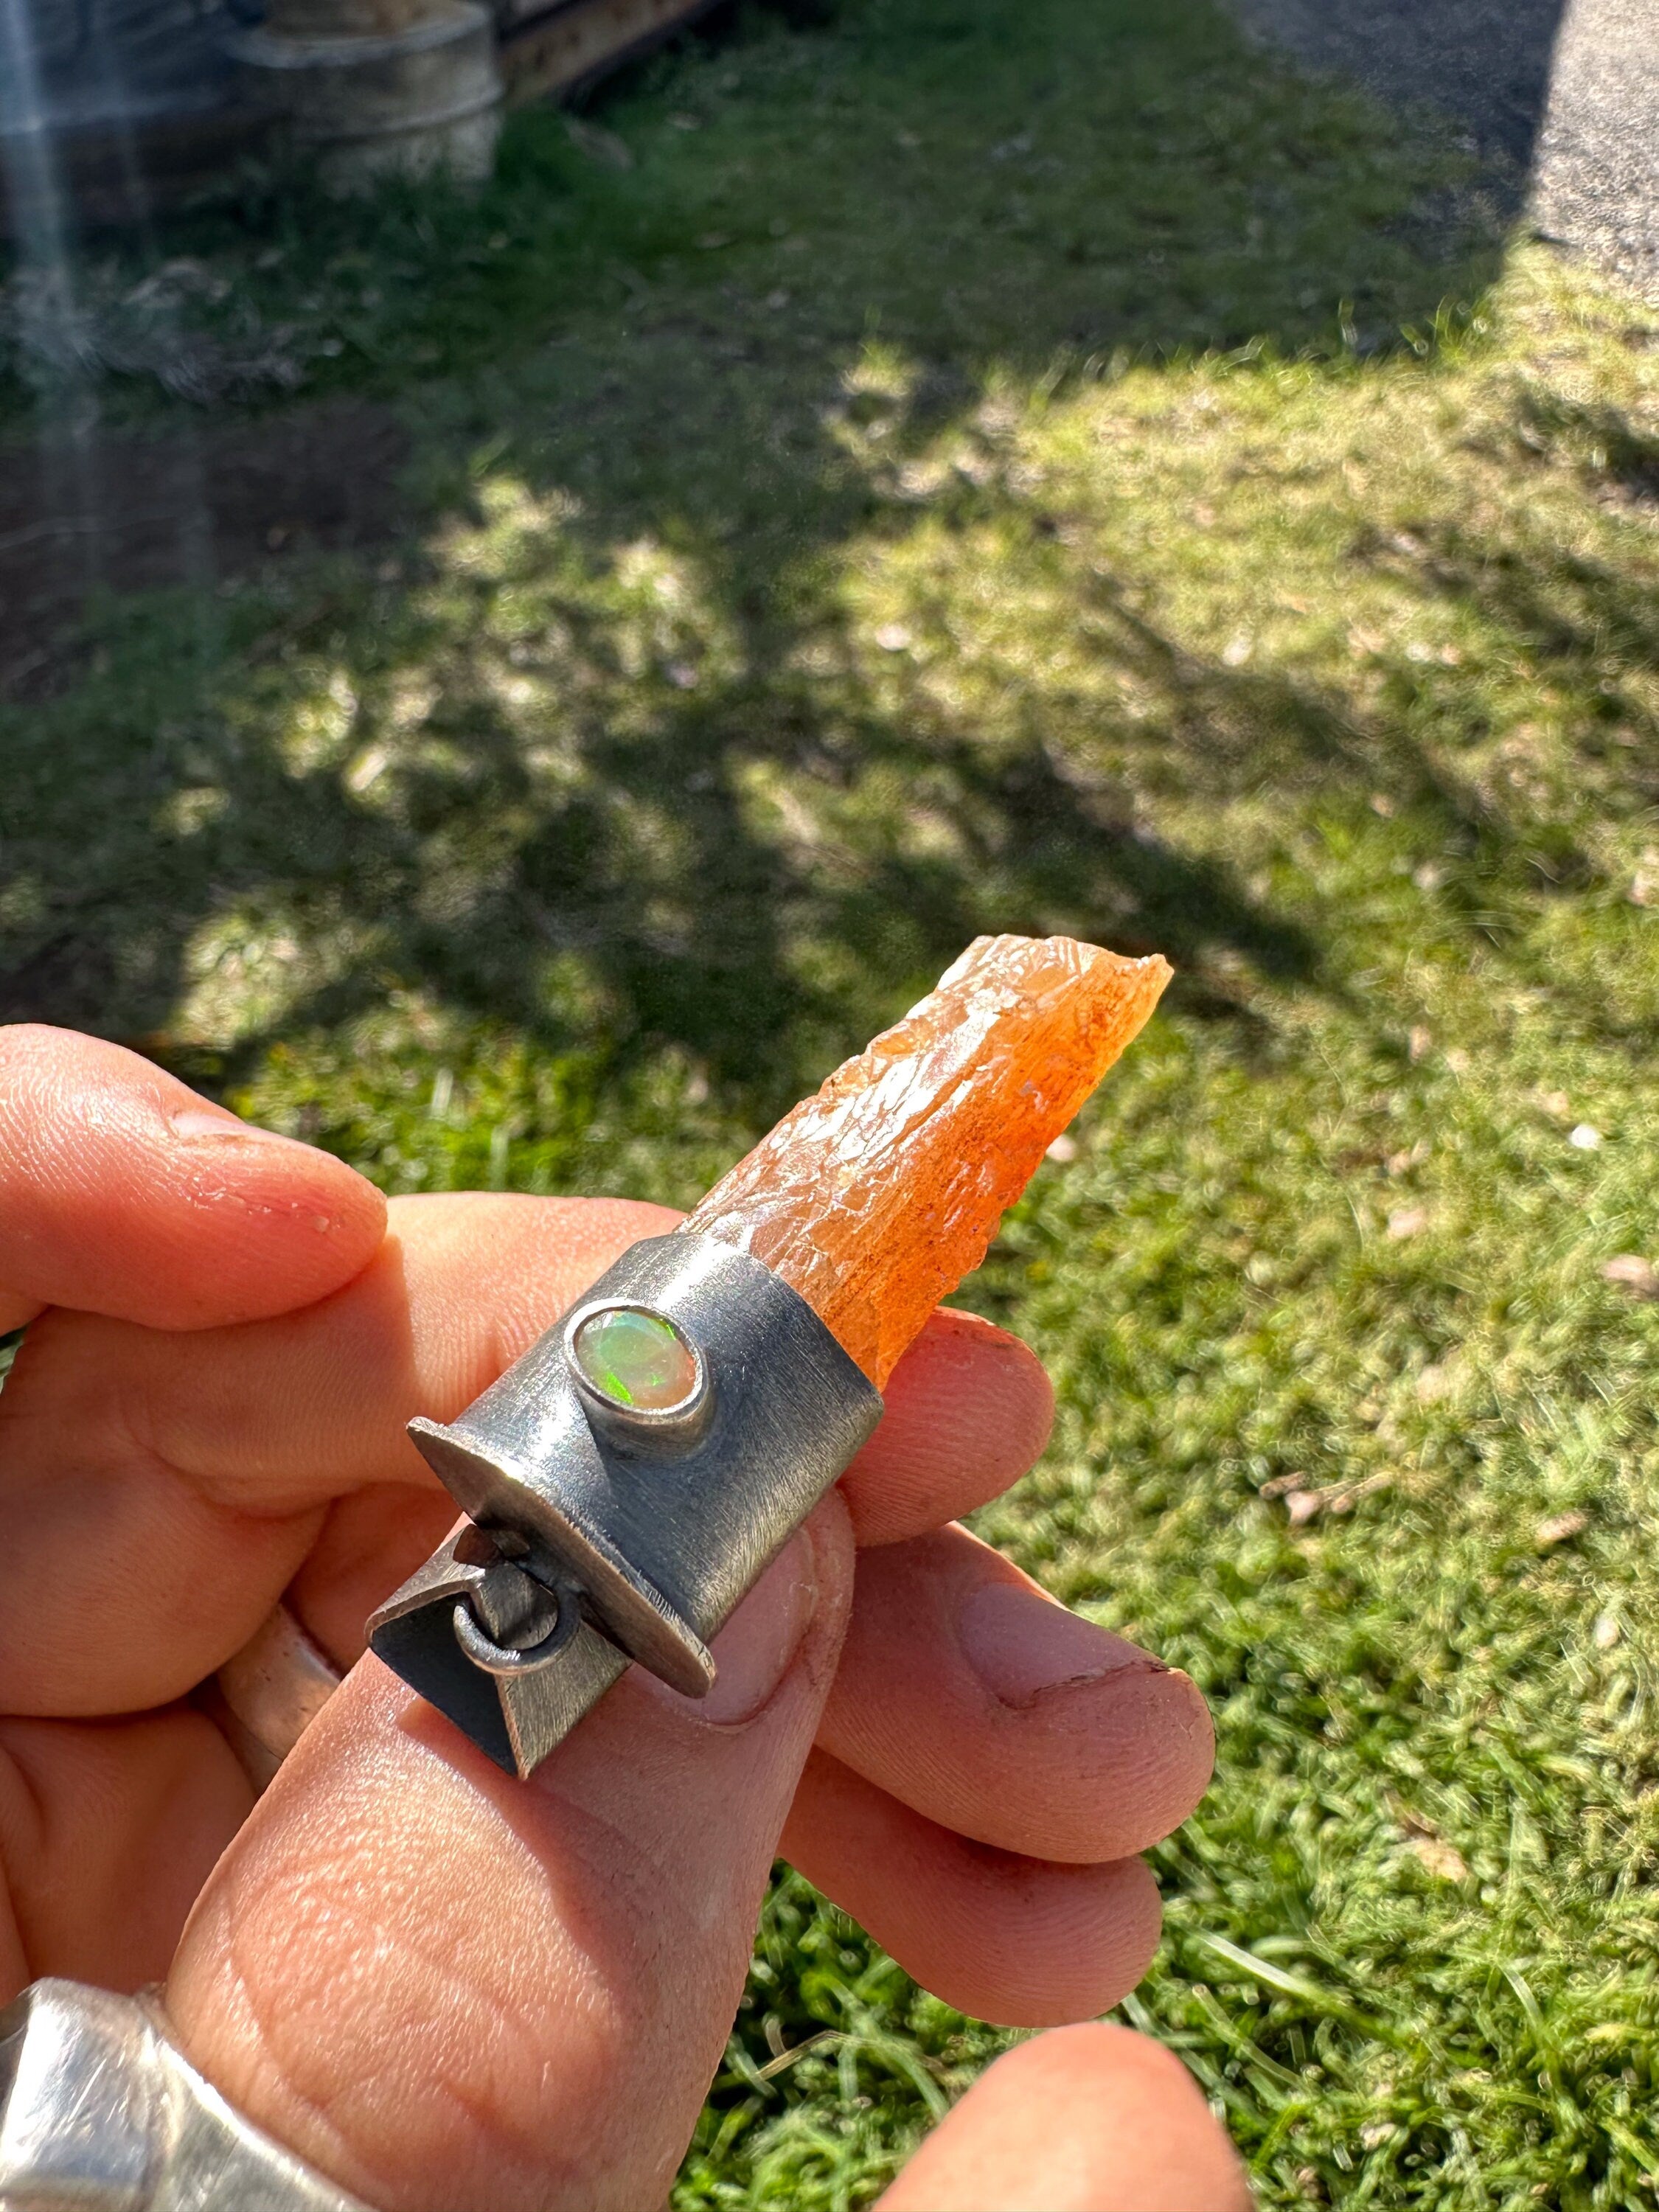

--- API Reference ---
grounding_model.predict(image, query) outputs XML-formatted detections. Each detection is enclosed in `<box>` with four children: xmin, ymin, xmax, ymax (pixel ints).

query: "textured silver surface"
<box><xmin>217</xmin><ymin>1604</ymin><xmax>342</xmax><ymax>1764</ymax></box>
<box><xmin>206</xmin><ymin>1602</ymin><xmax>344</xmax><ymax>1794</ymax></box>
<box><xmin>0</xmin><ymin>1979</ymin><xmax>372</xmax><ymax>2211</ymax></box>
<box><xmin>368</xmin><ymin>1232</ymin><xmax>882</xmax><ymax>1776</ymax></box>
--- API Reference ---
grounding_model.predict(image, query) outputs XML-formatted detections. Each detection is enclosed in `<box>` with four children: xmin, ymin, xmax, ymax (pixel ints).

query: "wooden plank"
<box><xmin>498</xmin><ymin>0</ymin><xmax>721</xmax><ymax>101</ymax></box>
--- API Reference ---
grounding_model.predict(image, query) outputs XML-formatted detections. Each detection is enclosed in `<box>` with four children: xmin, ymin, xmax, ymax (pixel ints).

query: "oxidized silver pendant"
<box><xmin>367</xmin><ymin>1234</ymin><xmax>881</xmax><ymax>1777</ymax></box>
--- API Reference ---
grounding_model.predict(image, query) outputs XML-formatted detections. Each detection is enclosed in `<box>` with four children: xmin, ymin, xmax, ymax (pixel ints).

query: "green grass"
<box><xmin>5</xmin><ymin>0</ymin><xmax>1659</xmax><ymax>2201</ymax></box>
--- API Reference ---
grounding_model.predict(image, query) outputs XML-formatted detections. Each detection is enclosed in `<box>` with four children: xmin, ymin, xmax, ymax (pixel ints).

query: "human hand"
<box><xmin>0</xmin><ymin>1023</ymin><xmax>1248</xmax><ymax>2209</ymax></box>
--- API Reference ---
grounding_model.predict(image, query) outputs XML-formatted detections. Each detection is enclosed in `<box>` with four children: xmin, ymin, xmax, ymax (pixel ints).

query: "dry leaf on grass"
<box><xmin>1536</xmin><ymin>1510</ymin><xmax>1590</xmax><ymax>1548</ymax></box>
<box><xmin>565</xmin><ymin>119</ymin><xmax>635</xmax><ymax>170</ymax></box>
<box><xmin>1278</xmin><ymin>1472</ymin><xmax>1395</xmax><ymax>1525</ymax></box>
<box><xmin>1408</xmin><ymin>1836</ymin><xmax>1471</xmax><ymax>1882</ymax></box>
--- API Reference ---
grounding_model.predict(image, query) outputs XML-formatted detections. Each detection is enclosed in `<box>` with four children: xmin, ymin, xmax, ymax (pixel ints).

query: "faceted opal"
<box><xmin>571</xmin><ymin>1306</ymin><xmax>700</xmax><ymax>1412</ymax></box>
<box><xmin>682</xmin><ymin>933</ymin><xmax>1170</xmax><ymax>1388</ymax></box>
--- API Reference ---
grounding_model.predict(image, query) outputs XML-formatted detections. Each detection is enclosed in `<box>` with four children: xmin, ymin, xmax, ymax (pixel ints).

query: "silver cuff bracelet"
<box><xmin>0</xmin><ymin>1978</ymin><xmax>373</xmax><ymax>2211</ymax></box>
<box><xmin>368</xmin><ymin>1232</ymin><xmax>883</xmax><ymax>1776</ymax></box>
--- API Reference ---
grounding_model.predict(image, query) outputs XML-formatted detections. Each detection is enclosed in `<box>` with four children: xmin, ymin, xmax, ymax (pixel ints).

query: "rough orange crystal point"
<box><xmin>682</xmin><ymin>934</ymin><xmax>1171</xmax><ymax>1386</ymax></box>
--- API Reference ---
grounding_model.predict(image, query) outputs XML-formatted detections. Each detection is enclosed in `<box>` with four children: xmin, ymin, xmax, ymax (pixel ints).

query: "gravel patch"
<box><xmin>1226</xmin><ymin>0</ymin><xmax>1659</xmax><ymax>299</ymax></box>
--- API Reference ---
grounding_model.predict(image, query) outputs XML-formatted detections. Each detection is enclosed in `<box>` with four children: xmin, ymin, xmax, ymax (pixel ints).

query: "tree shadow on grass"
<box><xmin>0</xmin><ymin>0</ymin><xmax>1610</xmax><ymax>1128</ymax></box>
<box><xmin>0</xmin><ymin>429</ymin><xmax>1615</xmax><ymax>1136</ymax></box>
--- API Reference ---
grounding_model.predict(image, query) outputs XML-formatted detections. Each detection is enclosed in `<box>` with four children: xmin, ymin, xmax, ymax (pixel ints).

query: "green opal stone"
<box><xmin>571</xmin><ymin>1306</ymin><xmax>699</xmax><ymax>1412</ymax></box>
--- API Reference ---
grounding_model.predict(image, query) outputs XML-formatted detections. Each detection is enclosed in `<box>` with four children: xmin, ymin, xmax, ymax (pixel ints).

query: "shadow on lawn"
<box><xmin>0</xmin><ymin>0</ymin><xmax>1598</xmax><ymax>1113</ymax></box>
<box><xmin>1</xmin><ymin>459</ymin><xmax>1613</xmax><ymax>1126</ymax></box>
<box><xmin>2</xmin><ymin>528</ymin><xmax>1332</xmax><ymax>1109</ymax></box>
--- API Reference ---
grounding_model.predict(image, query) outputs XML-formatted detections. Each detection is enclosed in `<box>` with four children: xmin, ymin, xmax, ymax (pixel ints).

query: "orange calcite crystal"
<box><xmin>682</xmin><ymin>934</ymin><xmax>1171</xmax><ymax>1386</ymax></box>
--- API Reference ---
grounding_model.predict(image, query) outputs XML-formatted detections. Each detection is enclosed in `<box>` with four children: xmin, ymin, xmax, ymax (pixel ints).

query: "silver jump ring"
<box><xmin>452</xmin><ymin>1587</ymin><xmax>582</xmax><ymax>1677</ymax></box>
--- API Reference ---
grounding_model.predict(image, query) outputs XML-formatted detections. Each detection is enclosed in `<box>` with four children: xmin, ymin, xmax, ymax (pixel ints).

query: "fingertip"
<box><xmin>974</xmin><ymin>1651</ymin><xmax>1215</xmax><ymax>1863</ymax></box>
<box><xmin>878</xmin><ymin>2019</ymin><xmax>1253</xmax><ymax>2212</ymax></box>
<box><xmin>956</xmin><ymin>1853</ymin><xmax>1164</xmax><ymax>2029</ymax></box>
<box><xmin>823</xmin><ymin>1531</ymin><xmax>1216</xmax><ymax>1863</ymax></box>
<box><xmin>842</xmin><ymin>1309</ymin><xmax>1055</xmax><ymax>1546</ymax></box>
<box><xmin>1072</xmin><ymin>1660</ymin><xmax>1217</xmax><ymax>1855</ymax></box>
<box><xmin>889</xmin><ymin>1310</ymin><xmax>1057</xmax><ymax>1465</ymax></box>
<box><xmin>0</xmin><ymin>1026</ymin><xmax>386</xmax><ymax>1327</ymax></box>
<box><xmin>970</xmin><ymin>2023</ymin><xmax>1206</xmax><ymax>2117</ymax></box>
<box><xmin>167</xmin><ymin>1117</ymin><xmax>389</xmax><ymax>1321</ymax></box>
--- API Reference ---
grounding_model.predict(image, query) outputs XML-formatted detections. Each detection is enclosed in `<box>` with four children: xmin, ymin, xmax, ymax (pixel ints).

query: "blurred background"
<box><xmin>2</xmin><ymin>0</ymin><xmax>1657</xmax><ymax>2203</ymax></box>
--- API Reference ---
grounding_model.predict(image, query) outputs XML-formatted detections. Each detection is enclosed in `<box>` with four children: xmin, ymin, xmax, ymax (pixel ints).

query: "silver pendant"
<box><xmin>367</xmin><ymin>1234</ymin><xmax>882</xmax><ymax>1776</ymax></box>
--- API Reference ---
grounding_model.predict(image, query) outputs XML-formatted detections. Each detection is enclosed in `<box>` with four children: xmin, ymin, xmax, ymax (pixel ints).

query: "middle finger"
<box><xmin>818</xmin><ymin>1526</ymin><xmax>1214</xmax><ymax>1864</ymax></box>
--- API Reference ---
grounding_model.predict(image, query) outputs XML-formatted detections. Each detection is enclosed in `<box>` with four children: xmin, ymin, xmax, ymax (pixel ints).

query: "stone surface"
<box><xmin>684</xmin><ymin>934</ymin><xmax>1171</xmax><ymax>1386</ymax></box>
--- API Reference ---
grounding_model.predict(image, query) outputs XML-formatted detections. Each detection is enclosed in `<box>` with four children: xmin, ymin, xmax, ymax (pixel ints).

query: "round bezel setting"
<box><xmin>563</xmin><ymin>1299</ymin><xmax>712</xmax><ymax>1443</ymax></box>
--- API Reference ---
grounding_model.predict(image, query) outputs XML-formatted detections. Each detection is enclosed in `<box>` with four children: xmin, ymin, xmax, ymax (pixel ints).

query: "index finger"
<box><xmin>0</xmin><ymin>1195</ymin><xmax>1058</xmax><ymax>1712</ymax></box>
<box><xmin>0</xmin><ymin>1026</ymin><xmax>386</xmax><ymax>1330</ymax></box>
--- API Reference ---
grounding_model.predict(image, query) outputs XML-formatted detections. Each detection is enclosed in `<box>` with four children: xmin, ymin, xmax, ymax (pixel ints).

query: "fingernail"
<box><xmin>959</xmin><ymin>1582</ymin><xmax>1161</xmax><ymax>1709</ymax></box>
<box><xmin>655</xmin><ymin>1528</ymin><xmax>818</xmax><ymax>1727</ymax></box>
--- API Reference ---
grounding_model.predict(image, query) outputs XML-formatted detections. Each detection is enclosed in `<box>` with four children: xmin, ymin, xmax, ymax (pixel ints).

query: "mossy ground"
<box><xmin>4</xmin><ymin>0</ymin><xmax>1659</xmax><ymax>2201</ymax></box>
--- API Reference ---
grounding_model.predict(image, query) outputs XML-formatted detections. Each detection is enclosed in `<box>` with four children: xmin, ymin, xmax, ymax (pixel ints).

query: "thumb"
<box><xmin>877</xmin><ymin>2023</ymin><xmax>1253</xmax><ymax>2211</ymax></box>
<box><xmin>165</xmin><ymin>1499</ymin><xmax>854</xmax><ymax>2212</ymax></box>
